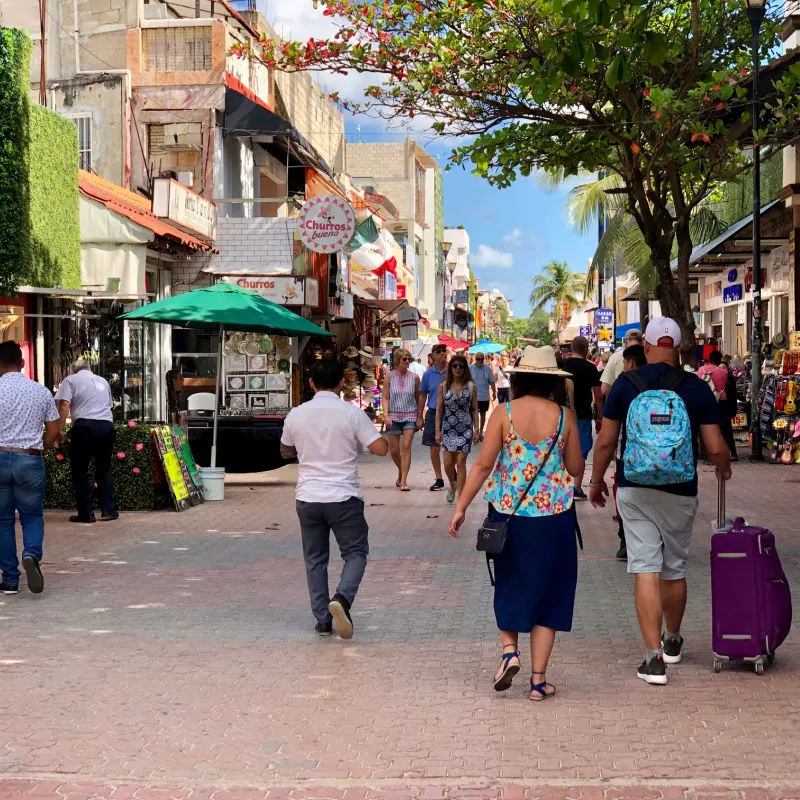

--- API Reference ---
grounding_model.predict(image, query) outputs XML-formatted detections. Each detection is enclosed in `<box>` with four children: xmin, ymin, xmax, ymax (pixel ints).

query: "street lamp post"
<box><xmin>447</xmin><ymin>261</ymin><xmax>456</xmax><ymax>335</ymax></box>
<box><xmin>746</xmin><ymin>0</ymin><xmax>765</xmax><ymax>460</ymax></box>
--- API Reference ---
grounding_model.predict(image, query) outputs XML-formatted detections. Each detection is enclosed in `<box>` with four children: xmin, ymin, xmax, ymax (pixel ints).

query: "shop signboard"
<box><xmin>152</xmin><ymin>178</ymin><xmax>216</xmax><ymax>239</ymax></box>
<box><xmin>454</xmin><ymin>289</ymin><xmax>469</xmax><ymax>305</ymax></box>
<box><xmin>298</xmin><ymin>194</ymin><xmax>356</xmax><ymax>254</ymax></box>
<box><xmin>579</xmin><ymin>325</ymin><xmax>591</xmax><ymax>337</ymax></box>
<box><xmin>723</xmin><ymin>284</ymin><xmax>743</xmax><ymax>304</ymax></box>
<box><xmin>220</xmin><ymin>275</ymin><xmax>319</xmax><ymax>306</ymax></box>
<box><xmin>379</xmin><ymin>271</ymin><xmax>397</xmax><ymax>300</ymax></box>
<box><xmin>397</xmin><ymin>284</ymin><xmax>407</xmax><ymax>300</ymax></box>
<box><xmin>593</xmin><ymin>307</ymin><xmax>614</xmax><ymax>343</ymax></box>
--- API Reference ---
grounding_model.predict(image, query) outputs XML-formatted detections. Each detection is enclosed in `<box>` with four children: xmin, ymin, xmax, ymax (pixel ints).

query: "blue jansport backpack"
<box><xmin>621</xmin><ymin>369</ymin><xmax>695</xmax><ymax>486</ymax></box>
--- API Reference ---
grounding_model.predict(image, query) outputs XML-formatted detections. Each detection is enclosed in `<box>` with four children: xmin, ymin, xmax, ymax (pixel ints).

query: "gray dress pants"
<box><xmin>295</xmin><ymin>496</ymin><xmax>369</xmax><ymax>624</ymax></box>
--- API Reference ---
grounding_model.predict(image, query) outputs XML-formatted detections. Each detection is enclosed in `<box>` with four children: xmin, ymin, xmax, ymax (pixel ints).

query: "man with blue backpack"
<box><xmin>588</xmin><ymin>317</ymin><xmax>732</xmax><ymax>686</ymax></box>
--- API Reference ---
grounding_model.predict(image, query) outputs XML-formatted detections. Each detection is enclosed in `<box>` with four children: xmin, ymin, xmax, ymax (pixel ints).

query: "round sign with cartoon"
<box><xmin>298</xmin><ymin>194</ymin><xmax>356</xmax><ymax>254</ymax></box>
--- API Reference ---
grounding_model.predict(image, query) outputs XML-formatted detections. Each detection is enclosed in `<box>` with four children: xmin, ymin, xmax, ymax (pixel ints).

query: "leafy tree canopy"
<box><xmin>260</xmin><ymin>0</ymin><xmax>800</xmax><ymax>352</ymax></box>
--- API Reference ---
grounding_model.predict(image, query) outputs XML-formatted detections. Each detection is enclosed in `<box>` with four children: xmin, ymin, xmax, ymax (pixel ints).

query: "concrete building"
<box><xmin>346</xmin><ymin>139</ymin><xmax>444</xmax><ymax>326</ymax></box>
<box><xmin>442</xmin><ymin>228</ymin><xmax>471</xmax><ymax>338</ymax></box>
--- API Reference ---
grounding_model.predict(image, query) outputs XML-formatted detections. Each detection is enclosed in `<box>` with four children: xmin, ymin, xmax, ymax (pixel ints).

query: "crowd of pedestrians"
<box><xmin>283</xmin><ymin>317</ymin><xmax>732</xmax><ymax>696</ymax></box>
<box><xmin>1</xmin><ymin>320</ymin><xmax>736</xmax><ymax>696</ymax></box>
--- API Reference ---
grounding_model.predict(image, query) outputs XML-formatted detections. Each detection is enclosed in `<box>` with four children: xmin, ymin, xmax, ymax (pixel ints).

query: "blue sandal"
<box><xmin>530</xmin><ymin>672</ymin><xmax>556</xmax><ymax>702</ymax></box>
<box><xmin>493</xmin><ymin>647</ymin><xmax>520</xmax><ymax>691</ymax></box>
<box><xmin>446</xmin><ymin>488</ymin><xmax>456</xmax><ymax>504</ymax></box>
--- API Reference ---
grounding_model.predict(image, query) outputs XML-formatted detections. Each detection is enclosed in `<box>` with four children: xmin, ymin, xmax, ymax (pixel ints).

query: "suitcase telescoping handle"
<box><xmin>716</xmin><ymin>474</ymin><xmax>726</xmax><ymax>532</ymax></box>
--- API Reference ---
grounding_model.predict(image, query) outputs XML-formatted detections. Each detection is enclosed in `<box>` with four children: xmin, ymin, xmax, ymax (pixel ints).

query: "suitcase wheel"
<box><xmin>768</xmin><ymin>653</ymin><xmax>776</xmax><ymax>666</ymax></box>
<box><xmin>713</xmin><ymin>658</ymin><xmax>723</xmax><ymax>673</ymax></box>
<box><xmin>755</xmin><ymin>662</ymin><xmax>765</xmax><ymax>676</ymax></box>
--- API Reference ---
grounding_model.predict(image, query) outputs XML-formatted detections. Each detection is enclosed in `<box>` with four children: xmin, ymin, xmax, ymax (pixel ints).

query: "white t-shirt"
<box><xmin>281</xmin><ymin>391</ymin><xmax>382</xmax><ymax>503</ymax></box>
<box><xmin>409</xmin><ymin>361</ymin><xmax>426</xmax><ymax>379</ymax></box>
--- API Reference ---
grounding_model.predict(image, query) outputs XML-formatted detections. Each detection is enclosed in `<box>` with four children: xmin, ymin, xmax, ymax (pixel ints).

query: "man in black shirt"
<box><xmin>562</xmin><ymin>336</ymin><xmax>602</xmax><ymax>499</ymax></box>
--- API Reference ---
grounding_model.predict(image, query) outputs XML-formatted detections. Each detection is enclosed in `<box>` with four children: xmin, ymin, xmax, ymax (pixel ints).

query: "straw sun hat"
<box><xmin>505</xmin><ymin>345</ymin><xmax>572</xmax><ymax>376</ymax></box>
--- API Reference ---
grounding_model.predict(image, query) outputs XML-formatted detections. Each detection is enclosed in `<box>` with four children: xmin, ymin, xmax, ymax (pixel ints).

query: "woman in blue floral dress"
<box><xmin>448</xmin><ymin>346</ymin><xmax>584</xmax><ymax>701</ymax></box>
<box><xmin>435</xmin><ymin>354</ymin><xmax>478</xmax><ymax>504</ymax></box>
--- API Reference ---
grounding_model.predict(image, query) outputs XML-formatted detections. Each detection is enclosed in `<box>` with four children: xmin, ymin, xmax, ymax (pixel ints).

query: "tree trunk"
<box><xmin>639</xmin><ymin>291</ymin><xmax>650</xmax><ymax>331</ymax></box>
<box><xmin>651</xmin><ymin>246</ymin><xmax>697</xmax><ymax>366</ymax></box>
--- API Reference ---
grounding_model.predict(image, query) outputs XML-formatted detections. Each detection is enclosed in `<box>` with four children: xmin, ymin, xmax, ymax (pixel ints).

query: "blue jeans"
<box><xmin>0</xmin><ymin>452</ymin><xmax>46</xmax><ymax>586</ymax></box>
<box><xmin>577</xmin><ymin>419</ymin><xmax>594</xmax><ymax>459</ymax></box>
<box><xmin>296</xmin><ymin>497</ymin><xmax>369</xmax><ymax>624</ymax></box>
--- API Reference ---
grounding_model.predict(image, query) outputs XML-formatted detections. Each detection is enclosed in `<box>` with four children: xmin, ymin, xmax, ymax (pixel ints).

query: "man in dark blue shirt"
<box><xmin>588</xmin><ymin>317</ymin><xmax>731</xmax><ymax>686</ymax></box>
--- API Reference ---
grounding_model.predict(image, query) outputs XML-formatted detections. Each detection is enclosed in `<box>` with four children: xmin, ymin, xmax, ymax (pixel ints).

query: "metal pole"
<box><xmin>748</xmin><ymin>6</ymin><xmax>765</xmax><ymax>461</ymax></box>
<box><xmin>211</xmin><ymin>323</ymin><xmax>222</xmax><ymax>469</ymax></box>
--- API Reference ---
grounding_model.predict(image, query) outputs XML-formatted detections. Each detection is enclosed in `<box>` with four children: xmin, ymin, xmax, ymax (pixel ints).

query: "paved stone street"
<box><xmin>1</xmin><ymin>441</ymin><xmax>800</xmax><ymax>800</ymax></box>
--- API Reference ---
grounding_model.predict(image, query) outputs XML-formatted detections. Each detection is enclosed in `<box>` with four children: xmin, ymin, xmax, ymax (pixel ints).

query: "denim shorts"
<box><xmin>387</xmin><ymin>419</ymin><xmax>417</xmax><ymax>435</ymax></box>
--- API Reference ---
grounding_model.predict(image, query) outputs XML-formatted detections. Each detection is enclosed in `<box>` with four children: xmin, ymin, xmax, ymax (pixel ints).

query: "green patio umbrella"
<box><xmin>120</xmin><ymin>282</ymin><xmax>332</xmax><ymax>468</ymax></box>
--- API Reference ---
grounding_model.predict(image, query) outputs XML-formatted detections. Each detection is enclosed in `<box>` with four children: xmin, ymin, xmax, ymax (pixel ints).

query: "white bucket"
<box><xmin>198</xmin><ymin>467</ymin><xmax>225</xmax><ymax>501</ymax></box>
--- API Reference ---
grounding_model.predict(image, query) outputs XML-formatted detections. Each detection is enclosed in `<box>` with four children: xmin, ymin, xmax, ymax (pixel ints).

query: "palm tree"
<box><xmin>565</xmin><ymin>170</ymin><xmax>754</xmax><ymax>332</ymax></box>
<box><xmin>529</xmin><ymin>261</ymin><xmax>586</xmax><ymax>345</ymax></box>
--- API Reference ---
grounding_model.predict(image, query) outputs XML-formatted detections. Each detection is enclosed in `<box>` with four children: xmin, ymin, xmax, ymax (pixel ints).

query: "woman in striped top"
<box><xmin>382</xmin><ymin>347</ymin><xmax>420</xmax><ymax>492</ymax></box>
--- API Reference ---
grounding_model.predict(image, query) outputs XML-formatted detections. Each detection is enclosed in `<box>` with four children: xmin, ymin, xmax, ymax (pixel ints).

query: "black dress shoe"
<box><xmin>69</xmin><ymin>514</ymin><xmax>96</xmax><ymax>524</ymax></box>
<box><xmin>100</xmin><ymin>512</ymin><xmax>119</xmax><ymax>522</ymax></box>
<box><xmin>328</xmin><ymin>593</ymin><xmax>353</xmax><ymax>640</ymax></box>
<box><xmin>22</xmin><ymin>555</ymin><xmax>44</xmax><ymax>594</ymax></box>
<box><xmin>315</xmin><ymin>622</ymin><xmax>333</xmax><ymax>637</ymax></box>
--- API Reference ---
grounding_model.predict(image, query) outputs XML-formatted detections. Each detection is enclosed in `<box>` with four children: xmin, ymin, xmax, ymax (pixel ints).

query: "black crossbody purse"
<box><xmin>476</xmin><ymin>409</ymin><xmax>563</xmax><ymax>570</ymax></box>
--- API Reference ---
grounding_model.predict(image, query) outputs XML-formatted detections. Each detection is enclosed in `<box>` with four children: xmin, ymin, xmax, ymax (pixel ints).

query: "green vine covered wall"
<box><xmin>0</xmin><ymin>28</ymin><xmax>80</xmax><ymax>295</ymax></box>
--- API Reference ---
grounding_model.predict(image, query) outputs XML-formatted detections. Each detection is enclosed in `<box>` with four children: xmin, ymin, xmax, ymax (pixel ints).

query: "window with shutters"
<box><xmin>142</xmin><ymin>25</ymin><xmax>213</xmax><ymax>72</ymax></box>
<box><xmin>64</xmin><ymin>114</ymin><xmax>92</xmax><ymax>171</ymax></box>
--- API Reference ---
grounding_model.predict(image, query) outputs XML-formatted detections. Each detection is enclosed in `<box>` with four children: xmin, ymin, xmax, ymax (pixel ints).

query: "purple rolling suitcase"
<box><xmin>711</xmin><ymin>478</ymin><xmax>792</xmax><ymax>674</ymax></box>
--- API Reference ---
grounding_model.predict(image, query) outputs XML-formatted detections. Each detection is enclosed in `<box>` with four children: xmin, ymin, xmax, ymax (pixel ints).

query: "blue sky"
<box><xmin>264</xmin><ymin>0</ymin><xmax>598</xmax><ymax>317</ymax></box>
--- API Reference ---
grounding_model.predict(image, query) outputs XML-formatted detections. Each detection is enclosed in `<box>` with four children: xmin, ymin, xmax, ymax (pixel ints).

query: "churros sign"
<box><xmin>298</xmin><ymin>194</ymin><xmax>356</xmax><ymax>254</ymax></box>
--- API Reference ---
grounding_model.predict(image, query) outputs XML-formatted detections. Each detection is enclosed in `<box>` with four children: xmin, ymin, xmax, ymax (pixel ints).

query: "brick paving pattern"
<box><xmin>1</xmin><ymin>442</ymin><xmax>799</xmax><ymax>799</ymax></box>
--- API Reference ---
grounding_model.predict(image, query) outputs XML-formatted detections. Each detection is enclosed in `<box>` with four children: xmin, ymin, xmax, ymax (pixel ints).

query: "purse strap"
<box><xmin>508</xmin><ymin>407</ymin><xmax>564</xmax><ymax>518</ymax></box>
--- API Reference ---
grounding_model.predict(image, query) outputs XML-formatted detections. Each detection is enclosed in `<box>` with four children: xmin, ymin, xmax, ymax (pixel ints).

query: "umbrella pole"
<box><xmin>211</xmin><ymin>323</ymin><xmax>223</xmax><ymax>469</ymax></box>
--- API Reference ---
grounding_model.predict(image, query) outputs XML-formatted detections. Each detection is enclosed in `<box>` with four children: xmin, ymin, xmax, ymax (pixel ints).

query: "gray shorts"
<box><xmin>616</xmin><ymin>488</ymin><xmax>699</xmax><ymax>580</ymax></box>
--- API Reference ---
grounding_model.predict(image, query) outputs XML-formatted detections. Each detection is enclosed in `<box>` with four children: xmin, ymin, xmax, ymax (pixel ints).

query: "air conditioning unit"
<box><xmin>143</xmin><ymin>4</ymin><xmax>169</xmax><ymax>19</ymax></box>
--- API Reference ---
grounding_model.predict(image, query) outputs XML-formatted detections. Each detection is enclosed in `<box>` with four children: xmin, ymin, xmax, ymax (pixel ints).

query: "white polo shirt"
<box><xmin>54</xmin><ymin>369</ymin><xmax>113</xmax><ymax>422</ymax></box>
<box><xmin>281</xmin><ymin>391</ymin><xmax>381</xmax><ymax>503</ymax></box>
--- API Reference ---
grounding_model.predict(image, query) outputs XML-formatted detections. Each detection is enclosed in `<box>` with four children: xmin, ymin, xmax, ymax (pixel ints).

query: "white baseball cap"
<box><xmin>644</xmin><ymin>316</ymin><xmax>682</xmax><ymax>348</ymax></box>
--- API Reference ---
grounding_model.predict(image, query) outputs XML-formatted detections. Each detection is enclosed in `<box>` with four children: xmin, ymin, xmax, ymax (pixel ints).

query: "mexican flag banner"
<box><xmin>349</xmin><ymin>217</ymin><xmax>397</xmax><ymax>276</ymax></box>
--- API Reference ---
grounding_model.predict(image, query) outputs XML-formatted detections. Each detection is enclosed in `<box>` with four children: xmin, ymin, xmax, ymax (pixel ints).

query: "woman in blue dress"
<box><xmin>448</xmin><ymin>346</ymin><xmax>584</xmax><ymax>701</ymax></box>
<box><xmin>435</xmin><ymin>354</ymin><xmax>479</xmax><ymax>504</ymax></box>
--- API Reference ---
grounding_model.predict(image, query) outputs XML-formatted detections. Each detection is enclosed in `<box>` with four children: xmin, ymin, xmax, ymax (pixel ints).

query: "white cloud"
<box><xmin>471</xmin><ymin>245</ymin><xmax>514</xmax><ymax>270</ymax></box>
<box><xmin>260</xmin><ymin>0</ymin><xmax>470</xmax><ymax>145</ymax></box>
<box><xmin>502</xmin><ymin>228</ymin><xmax>522</xmax><ymax>249</ymax></box>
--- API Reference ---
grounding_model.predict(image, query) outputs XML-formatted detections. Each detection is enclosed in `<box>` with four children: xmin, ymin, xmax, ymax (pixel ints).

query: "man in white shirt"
<box><xmin>55</xmin><ymin>359</ymin><xmax>117</xmax><ymax>524</ymax></box>
<box><xmin>0</xmin><ymin>341</ymin><xmax>61</xmax><ymax>595</ymax></box>
<box><xmin>409</xmin><ymin>358</ymin><xmax>426</xmax><ymax>380</ymax></box>
<box><xmin>281</xmin><ymin>359</ymin><xmax>388</xmax><ymax>639</ymax></box>
<box><xmin>600</xmin><ymin>329</ymin><xmax>643</xmax><ymax>396</ymax></box>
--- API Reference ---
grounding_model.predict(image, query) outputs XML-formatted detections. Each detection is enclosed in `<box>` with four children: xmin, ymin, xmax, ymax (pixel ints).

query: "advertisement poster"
<box><xmin>593</xmin><ymin>307</ymin><xmax>614</xmax><ymax>344</ymax></box>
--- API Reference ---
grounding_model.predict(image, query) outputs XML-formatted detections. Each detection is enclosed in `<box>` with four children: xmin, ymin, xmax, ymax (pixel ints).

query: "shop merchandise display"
<box><xmin>757</xmin><ymin>347</ymin><xmax>800</xmax><ymax>463</ymax></box>
<box><xmin>222</xmin><ymin>333</ymin><xmax>292</xmax><ymax>415</ymax></box>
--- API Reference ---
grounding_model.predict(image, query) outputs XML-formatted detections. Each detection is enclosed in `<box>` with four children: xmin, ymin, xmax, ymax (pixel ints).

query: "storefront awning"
<box><xmin>224</xmin><ymin>85</ymin><xmax>333</xmax><ymax>177</ymax></box>
<box><xmin>674</xmin><ymin>200</ymin><xmax>785</xmax><ymax>275</ymax></box>
<box><xmin>79</xmin><ymin>171</ymin><xmax>217</xmax><ymax>253</ymax></box>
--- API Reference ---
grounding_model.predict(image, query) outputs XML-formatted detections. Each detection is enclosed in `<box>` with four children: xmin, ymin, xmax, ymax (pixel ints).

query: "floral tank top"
<box><xmin>484</xmin><ymin>403</ymin><xmax>574</xmax><ymax>517</ymax></box>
